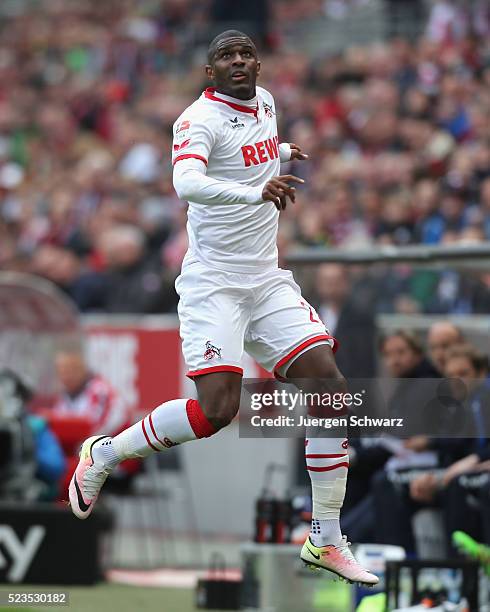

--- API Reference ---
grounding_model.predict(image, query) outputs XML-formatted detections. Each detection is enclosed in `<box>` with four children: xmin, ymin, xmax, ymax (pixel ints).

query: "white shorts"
<box><xmin>175</xmin><ymin>260</ymin><xmax>337</xmax><ymax>379</ymax></box>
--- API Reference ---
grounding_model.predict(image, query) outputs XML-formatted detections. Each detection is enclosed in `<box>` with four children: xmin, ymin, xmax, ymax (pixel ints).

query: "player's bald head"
<box><xmin>207</xmin><ymin>30</ymin><xmax>256</xmax><ymax>65</ymax></box>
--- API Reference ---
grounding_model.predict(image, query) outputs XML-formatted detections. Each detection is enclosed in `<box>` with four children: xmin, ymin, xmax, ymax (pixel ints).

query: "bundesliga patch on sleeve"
<box><xmin>176</xmin><ymin>119</ymin><xmax>191</xmax><ymax>134</ymax></box>
<box><xmin>174</xmin><ymin>119</ymin><xmax>191</xmax><ymax>152</ymax></box>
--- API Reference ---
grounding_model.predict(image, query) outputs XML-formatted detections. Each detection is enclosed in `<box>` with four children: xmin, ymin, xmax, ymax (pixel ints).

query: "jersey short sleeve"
<box><xmin>172</xmin><ymin>111</ymin><xmax>220</xmax><ymax>166</ymax></box>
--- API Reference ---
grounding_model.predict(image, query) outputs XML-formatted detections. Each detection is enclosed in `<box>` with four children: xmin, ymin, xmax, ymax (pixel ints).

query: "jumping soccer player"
<box><xmin>69</xmin><ymin>30</ymin><xmax>378</xmax><ymax>586</ymax></box>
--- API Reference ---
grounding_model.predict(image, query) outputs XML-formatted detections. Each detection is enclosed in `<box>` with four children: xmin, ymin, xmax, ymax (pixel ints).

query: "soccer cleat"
<box><xmin>69</xmin><ymin>435</ymin><xmax>113</xmax><ymax>519</ymax></box>
<box><xmin>300</xmin><ymin>535</ymin><xmax>379</xmax><ymax>586</ymax></box>
<box><xmin>452</xmin><ymin>530</ymin><xmax>490</xmax><ymax>575</ymax></box>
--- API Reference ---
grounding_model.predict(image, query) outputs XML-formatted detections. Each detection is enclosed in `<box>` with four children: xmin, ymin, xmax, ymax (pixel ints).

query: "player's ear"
<box><xmin>256</xmin><ymin>61</ymin><xmax>261</xmax><ymax>79</ymax></box>
<box><xmin>205</xmin><ymin>64</ymin><xmax>214</xmax><ymax>80</ymax></box>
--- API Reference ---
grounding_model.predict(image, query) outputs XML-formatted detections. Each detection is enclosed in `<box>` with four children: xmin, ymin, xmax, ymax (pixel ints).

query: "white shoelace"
<box><xmin>83</xmin><ymin>465</ymin><xmax>110</xmax><ymax>499</ymax></box>
<box><xmin>337</xmin><ymin>536</ymin><xmax>357</xmax><ymax>563</ymax></box>
<box><xmin>337</xmin><ymin>536</ymin><xmax>375</xmax><ymax>576</ymax></box>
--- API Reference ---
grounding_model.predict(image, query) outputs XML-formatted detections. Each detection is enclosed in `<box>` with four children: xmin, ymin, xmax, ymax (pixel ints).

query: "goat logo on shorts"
<box><xmin>204</xmin><ymin>341</ymin><xmax>222</xmax><ymax>361</ymax></box>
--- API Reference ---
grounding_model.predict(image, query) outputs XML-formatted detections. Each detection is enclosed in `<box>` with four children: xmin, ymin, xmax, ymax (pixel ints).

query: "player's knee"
<box><xmin>316</xmin><ymin>355</ymin><xmax>347</xmax><ymax>392</ymax></box>
<box><xmin>315</xmin><ymin>364</ymin><xmax>347</xmax><ymax>394</ymax></box>
<box><xmin>328</xmin><ymin>370</ymin><xmax>348</xmax><ymax>394</ymax></box>
<box><xmin>200</xmin><ymin>385</ymin><xmax>241</xmax><ymax>431</ymax></box>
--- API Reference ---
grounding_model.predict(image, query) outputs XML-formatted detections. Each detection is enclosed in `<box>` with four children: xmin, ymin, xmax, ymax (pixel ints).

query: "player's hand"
<box><xmin>289</xmin><ymin>143</ymin><xmax>308</xmax><ymax>161</ymax></box>
<box><xmin>262</xmin><ymin>174</ymin><xmax>304</xmax><ymax>211</ymax></box>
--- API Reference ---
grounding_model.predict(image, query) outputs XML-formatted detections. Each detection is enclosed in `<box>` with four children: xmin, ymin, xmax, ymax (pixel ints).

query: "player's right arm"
<box><xmin>172</xmin><ymin>115</ymin><xmax>303</xmax><ymax>209</ymax></box>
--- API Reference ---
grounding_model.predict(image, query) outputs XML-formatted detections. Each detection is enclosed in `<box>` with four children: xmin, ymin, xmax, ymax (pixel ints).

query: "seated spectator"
<box><xmin>47</xmin><ymin>346</ymin><xmax>130</xmax><ymax>454</ymax></box>
<box><xmin>427</xmin><ymin>321</ymin><xmax>464</xmax><ymax>374</ymax></box>
<box><xmin>39</xmin><ymin>345</ymin><xmax>132</xmax><ymax>497</ymax></box>
<box><xmin>380</xmin><ymin>330</ymin><xmax>440</xmax><ymax>432</ymax></box>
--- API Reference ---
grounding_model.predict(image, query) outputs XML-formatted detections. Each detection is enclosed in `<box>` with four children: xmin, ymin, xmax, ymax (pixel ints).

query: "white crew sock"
<box><xmin>93</xmin><ymin>398</ymin><xmax>217</xmax><ymax>465</ymax></box>
<box><xmin>306</xmin><ymin>435</ymin><xmax>349</xmax><ymax>547</ymax></box>
<box><xmin>92</xmin><ymin>436</ymin><xmax>120</xmax><ymax>469</ymax></box>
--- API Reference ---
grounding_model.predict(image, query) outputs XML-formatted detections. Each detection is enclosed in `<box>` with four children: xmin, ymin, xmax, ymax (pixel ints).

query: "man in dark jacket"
<box><xmin>99</xmin><ymin>225</ymin><xmax>178</xmax><ymax>314</ymax></box>
<box><xmin>313</xmin><ymin>264</ymin><xmax>377</xmax><ymax>378</ymax></box>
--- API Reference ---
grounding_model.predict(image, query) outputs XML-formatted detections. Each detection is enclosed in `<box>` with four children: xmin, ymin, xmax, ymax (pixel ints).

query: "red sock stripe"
<box><xmin>306</xmin><ymin>462</ymin><xmax>349</xmax><ymax>472</ymax></box>
<box><xmin>305</xmin><ymin>453</ymin><xmax>348</xmax><ymax>459</ymax></box>
<box><xmin>142</xmin><ymin>418</ymin><xmax>160</xmax><ymax>452</ymax></box>
<box><xmin>148</xmin><ymin>412</ymin><xmax>165</xmax><ymax>448</ymax></box>
<box><xmin>186</xmin><ymin>399</ymin><xmax>216</xmax><ymax>439</ymax></box>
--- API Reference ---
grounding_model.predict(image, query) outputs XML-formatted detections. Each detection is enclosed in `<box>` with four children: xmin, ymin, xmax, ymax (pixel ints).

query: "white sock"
<box><xmin>92</xmin><ymin>436</ymin><xmax>119</xmax><ymax>469</ymax></box>
<box><xmin>310</xmin><ymin>518</ymin><xmax>343</xmax><ymax>548</ymax></box>
<box><xmin>107</xmin><ymin>398</ymin><xmax>216</xmax><ymax>461</ymax></box>
<box><xmin>306</xmin><ymin>436</ymin><xmax>348</xmax><ymax>547</ymax></box>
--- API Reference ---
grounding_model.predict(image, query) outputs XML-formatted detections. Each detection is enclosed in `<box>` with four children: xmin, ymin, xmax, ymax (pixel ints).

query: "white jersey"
<box><xmin>172</xmin><ymin>86</ymin><xmax>290</xmax><ymax>273</ymax></box>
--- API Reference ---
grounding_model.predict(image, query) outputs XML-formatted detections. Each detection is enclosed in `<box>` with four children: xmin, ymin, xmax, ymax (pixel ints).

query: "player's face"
<box><xmin>206</xmin><ymin>38</ymin><xmax>260</xmax><ymax>100</ymax></box>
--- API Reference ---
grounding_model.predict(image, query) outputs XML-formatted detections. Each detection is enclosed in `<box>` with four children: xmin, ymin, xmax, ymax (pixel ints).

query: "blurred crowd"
<box><xmin>0</xmin><ymin>0</ymin><xmax>489</xmax><ymax>314</ymax></box>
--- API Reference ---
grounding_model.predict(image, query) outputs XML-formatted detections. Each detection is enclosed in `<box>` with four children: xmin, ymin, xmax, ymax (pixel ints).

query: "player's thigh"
<box><xmin>287</xmin><ymin>343</ymin><xmax>344</xmax><ymax>380</ymax></box>
<box><xmin>177</xmin><ymin>267</ymin><xmax>249</xmax><ymax>377</ymax></box>
<box><xmin>245</xmin><ymin>270</ymin><xmax>335</xmax><ymax>377</ymax></box>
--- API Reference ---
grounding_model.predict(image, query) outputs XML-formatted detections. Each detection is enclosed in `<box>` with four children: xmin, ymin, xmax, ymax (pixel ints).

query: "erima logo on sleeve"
<box><xmin>229</xmin><ymin>117</ymin><xmax>245</xmax><ymax>129</ymax></box>
<box><xmin>241</xmin><ymin>136</ymin><xmax>279</xmax><ymax>166</ymax></box>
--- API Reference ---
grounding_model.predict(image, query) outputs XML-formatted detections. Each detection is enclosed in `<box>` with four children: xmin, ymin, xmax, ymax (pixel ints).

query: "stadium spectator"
<box><xmin>46</xmin><ymin>346</ymin><xmax>129</xmax><ymax>451</ymax></box>
<box><xmin>427</xmin><ymin>321</ymin><xmax>464</xmax><ymax>374</ymax></box>
<box><xmin>31</xmin><ymin>244</ymin><xmax>106</xmax><ymax>311</ymax></box>
<box><xmin>38</xmin><ymin>345</ymin><xmax>132</xmax><ymax>497</ymax></box>
<box><xmin>380</xmin><ymin>330</ymin><xmax>440</xmax><ymax>432</ymax></box>
<box><xmin>97</xmin><ymin>224</ymin><xmax>178</xmax><ymax>313</ymax></box>
<box><xmin>313</xmin><ymin>263</ymin><xmax>376</xmax><ymax>377</ymax></box>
